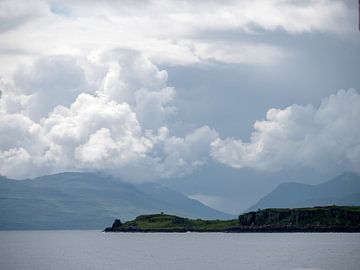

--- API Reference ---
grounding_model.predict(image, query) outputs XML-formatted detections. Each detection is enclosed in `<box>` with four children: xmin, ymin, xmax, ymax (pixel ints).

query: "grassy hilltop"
<box><xmin>105</xmin><ymin>206</ymin><xmax>360</xmax><ymax>232</ymax></box>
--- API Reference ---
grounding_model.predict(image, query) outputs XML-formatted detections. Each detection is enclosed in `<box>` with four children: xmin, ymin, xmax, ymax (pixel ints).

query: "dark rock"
<box><xmin>111</xmin><ymin>219</ymin><xmax>122</xmax><ymax>228</ymax></box>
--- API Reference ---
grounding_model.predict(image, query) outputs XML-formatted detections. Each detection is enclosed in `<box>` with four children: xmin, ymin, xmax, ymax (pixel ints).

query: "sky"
<box><xmin>0</xmin><ymin>0</ymin><xmax>360</xmax><ymax>213</ymax></box>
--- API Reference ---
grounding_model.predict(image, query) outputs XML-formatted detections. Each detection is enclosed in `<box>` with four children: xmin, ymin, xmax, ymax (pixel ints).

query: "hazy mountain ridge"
<box><xmin>136</xmin><ymin>183</ymin><xmax>229</xmax><ymax>219</ymax></box>
<box><xmin>0</xmin><ymin>172</ymin><xmax>232</xmax><ymax>230</ymax></box>
<box><xmin>248</xmin><ymin>172</ymin><xmax>360</xmax><ymax>211</ymax></box>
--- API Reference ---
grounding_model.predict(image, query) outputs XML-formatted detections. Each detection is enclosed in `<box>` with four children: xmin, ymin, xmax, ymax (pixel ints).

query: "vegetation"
<box><xmin>104</xmin><ymin>206</ymin><xmax>360</xmax><ymax>232</ymax></box>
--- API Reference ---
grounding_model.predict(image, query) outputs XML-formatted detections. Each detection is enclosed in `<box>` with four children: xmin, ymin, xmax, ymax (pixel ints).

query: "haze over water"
<box><xmin>0</xmin><ymin>231</ymin><xmax>359</xmax><ymax>270</ymax></box>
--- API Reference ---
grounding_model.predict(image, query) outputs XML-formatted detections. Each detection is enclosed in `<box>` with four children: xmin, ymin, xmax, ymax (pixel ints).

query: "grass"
<box><xmin>106</xmin><ymin>205</ymin><xmax>360</xmax><ymax>232</ymax></box>
<box><xmin>120</xmin><ymin>214</ymin><xmax>239</xmax><ymax>231</ymax></box>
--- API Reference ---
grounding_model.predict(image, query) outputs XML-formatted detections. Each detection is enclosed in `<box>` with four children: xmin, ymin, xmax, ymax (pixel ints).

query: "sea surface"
<box><xmin>0</xmin><ymin>231</ymin><xmax>359</xmax><ymax>270</ymax></box>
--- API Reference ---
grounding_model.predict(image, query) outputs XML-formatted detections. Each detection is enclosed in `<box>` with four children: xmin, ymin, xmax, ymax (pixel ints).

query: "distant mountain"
<box><xmin>0</xmin><ymin>172</ymin><xmax>232</xmax><ymax>230</ymax></box>
<box><xmin>247</xmin><ymin>172</ymin><xmax>360</xmax><ymax>212</ymax></box>
<box><xmin>136</xmin><ymin>183</ymin><xmax>229</xmax><ymax>220</ymax></box>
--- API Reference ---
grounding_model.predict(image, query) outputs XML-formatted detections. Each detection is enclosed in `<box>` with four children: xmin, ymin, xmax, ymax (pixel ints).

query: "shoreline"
<box><xmin>104</xmin><ymin>206</ymin><xmax>360</xmax><ymax>233</ymax></box>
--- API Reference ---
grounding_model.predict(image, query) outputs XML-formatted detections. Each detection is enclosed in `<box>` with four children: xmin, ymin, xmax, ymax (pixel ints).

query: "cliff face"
<box><xmin>236</xmin><ymin>206</ymin><xmax>360</xmax><ymax>232</ymax></box>
<box><xmin>105</xmin><ymin>206</ymin><xmax>360</xmax><ymax>233</ymax></box>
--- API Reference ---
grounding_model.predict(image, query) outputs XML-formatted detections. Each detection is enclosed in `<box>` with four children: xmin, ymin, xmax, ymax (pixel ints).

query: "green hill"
<box><xmin>105</xmin><ymin>206</ymin><xmax>360</xmax><ymax>232</ymax></box>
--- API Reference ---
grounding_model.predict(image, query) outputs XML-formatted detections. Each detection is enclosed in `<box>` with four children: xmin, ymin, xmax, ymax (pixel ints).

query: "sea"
<box><xmin>0</xmin><ymin>231</ymin><xmax>359</xmax><ymax>270</ymax></box>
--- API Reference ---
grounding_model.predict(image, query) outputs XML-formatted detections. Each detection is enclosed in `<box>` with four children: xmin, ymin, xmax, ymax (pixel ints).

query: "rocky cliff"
<box><xmin>236</xmin><ymin>206</ymin><xmax>360</xmax><ymax>232</ymax></box>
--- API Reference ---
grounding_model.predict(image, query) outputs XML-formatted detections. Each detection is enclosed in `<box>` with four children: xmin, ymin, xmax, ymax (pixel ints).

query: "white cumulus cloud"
<box><xmin>0</xmin><ymin>51</ymin><xmax>218</xmax><ymax>180</ymax></box>
<box><xmin>211</xmin><ymin>89</ymin><xmax>360</xmax><ymax>174</ymax></box>
<box><xmin>13</xmin><ymin>56</ymin><xmax>88</xmax><ymax>120</ymax></box>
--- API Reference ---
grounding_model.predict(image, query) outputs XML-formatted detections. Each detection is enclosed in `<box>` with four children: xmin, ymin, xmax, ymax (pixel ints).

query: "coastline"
<box><xmin>104</xmin><ymin>206</ymin><xmax>360</xmax><ymax>233</ymax></box>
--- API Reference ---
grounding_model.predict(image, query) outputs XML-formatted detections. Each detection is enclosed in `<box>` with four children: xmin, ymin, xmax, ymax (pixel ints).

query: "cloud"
<box><xmin>96</xmin><ymin>50</ymin><xmax>176</xmax><ymax>129</ymax></box>
<box><xmin>134</xmin><ymin>87</ymin><xmax>176</xmax><ymax>129</ymax></box>
<box><xmin>98</xmin><ymin>50</ymin><xmax>168</xmax><ymax>102</ymax></box>
<box><xmin>43</xmin><ymin>93</ymin><xmax>149</xmax><ymax>168</ymax></box>
<box><xmin>211</xmin><ymin>89</ymin><xmax>360</xmax><ymax>174</ymax></box>
<box><xmin>13</xmin><ymin>56</ymin><xmax>88</xmax><ymax>120</ymax></box>
<box><xmin>0</xmin><ymin>111</ymin><xmax>48</xmax><ymax>177</ymax></box>
<box><xmin>0</xmin><ymin>51</ymin><xmax>218</xmax><ymax>180</ymax></box>
<box><xmin>62</xmin><ymin>0</ymin><xmax>350</xmax><ymax>34</ymax></box>
<box><xmin>0</xmin><ymin>0</ymin><xmax>48</xmax><ymax>33</ymax></box>
<box><xmin>0</xmin><ymin>0</ymin><xmax>353</xmax><ymax>72</ymax></box>
<box><xmin>1</xmin><ymin>50</ymin><xmax>359</xmax><ymax>180</ymax></box>
<box><xmin>180</xmin><ymin>40</ymin><xmax>287</xmax><ymax>65</ymax></box>
<box><xmin>159</xmin><ymin>126</ymin><xmax>219</xmax><ymax>178</ymax></box>
<box><xmin>0</xmin><ymin>1</ymin><xmax>358</xmax><ymax>181</ymax></box>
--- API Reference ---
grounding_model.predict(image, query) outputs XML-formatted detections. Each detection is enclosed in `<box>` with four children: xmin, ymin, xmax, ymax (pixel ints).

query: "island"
<box><xmin>104</xmin><ymin>206</ymin><xmax>360</xmax><ymax>232</ymax></box>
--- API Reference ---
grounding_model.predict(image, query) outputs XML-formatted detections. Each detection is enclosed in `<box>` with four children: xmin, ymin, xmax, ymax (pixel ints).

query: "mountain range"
<box><xmin>0</xmin><ymin>172</ymin><xmax>231</xmax><ymax>229</ymax></box>
<box><xmin>247</xmin><ymin>172</ymin><xmax>360</xmax><ymax>211</ymax></box>
<box><xmin>1</xmin><ymin>171</ymin><xmax>359</xmax><ymax>230</ymax></box>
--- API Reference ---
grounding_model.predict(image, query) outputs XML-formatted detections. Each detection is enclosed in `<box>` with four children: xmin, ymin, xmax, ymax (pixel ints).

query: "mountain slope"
<box><xmin>0</xmin><ymin>172</ymin><xmax>232</xmax><ymax>229</ymax></box>
<box><xmin>136</xmin><ymin>183</ymin><xmax>230</xmax><ymax>220</ymax></box>
<box><xmin>247</xmin><ymin>172</ymin><xmax>360</xmax><ymax>211</ymax></box>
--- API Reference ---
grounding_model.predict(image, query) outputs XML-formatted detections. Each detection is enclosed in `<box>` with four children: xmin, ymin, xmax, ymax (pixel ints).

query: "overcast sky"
<box><xmin>0</xmin><ymin>0</ymin><xmax>359</xmax><ymax>212</ymax></box>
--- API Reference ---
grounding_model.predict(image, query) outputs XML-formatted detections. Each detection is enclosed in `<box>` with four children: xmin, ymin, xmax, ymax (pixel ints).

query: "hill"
<box><xmin>0</xmin><ymin>172</ymin><xmax>232</xmax><ymax>230</ymax></box>
<box><xmin>105</xmin><ymin>206</ymin><xmax>360</xmax><ymax>232</ymax></box>
<box><xmin>247</xmin><ymin>172</ymin><xmax>360</xmax><ymax>212</ymax></box>
<box><xmin>136</xmin><ymin>183</ymin><xmax>230</xmax><ymax>221</ymax></box>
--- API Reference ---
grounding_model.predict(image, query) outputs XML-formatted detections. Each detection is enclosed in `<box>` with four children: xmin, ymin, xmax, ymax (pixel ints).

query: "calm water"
<box><xmin>0</xmin><ymin>231</ymin><xmax>359</xmax><ymax>270</ymax></box>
